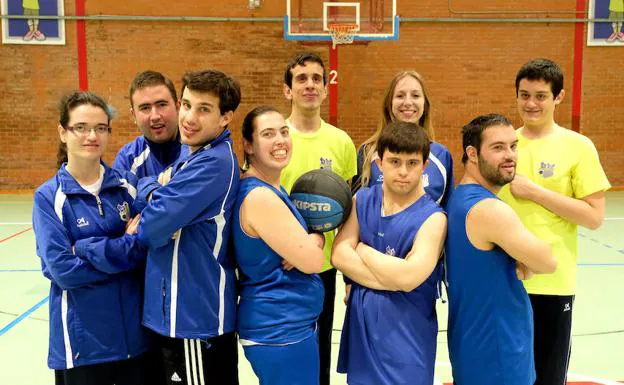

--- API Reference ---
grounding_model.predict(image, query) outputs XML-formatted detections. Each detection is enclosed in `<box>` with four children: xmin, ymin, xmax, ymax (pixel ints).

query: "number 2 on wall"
<box><xmin>329</xmin><ymin>70</ymin><xmax>338</xmax><ymax>85</ymax></box>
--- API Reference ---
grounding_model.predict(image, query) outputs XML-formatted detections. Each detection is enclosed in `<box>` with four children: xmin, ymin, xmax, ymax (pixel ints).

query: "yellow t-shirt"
<box><xmin>23</xmin><ymin>0</ymin><xmax>39</xmax><ymax>10</ymax></box>
<box><xmin>281</xmin><ymin>119</ymin><xmax>357</xmax><ymax>271</ymax></box>
<box><xmin>498</xmin><ymin>125</ymin><xmax>610</xmax><ymax>295</ymax></box>
<box><xmin>609</xmin><ymin>0</ymin><xmax>624</xmax><ymax>13</ymax></box>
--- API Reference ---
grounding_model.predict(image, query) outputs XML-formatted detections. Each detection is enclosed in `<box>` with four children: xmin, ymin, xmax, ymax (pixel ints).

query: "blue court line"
<box><xmin>0</xmin><ymin>296</ymin><xmax>49</xmax><ymax>337</ymax></box>
<box><xmin>578</xmin><ymin>232</ymin><xmax>624</xmax><ymax>255</ymax></box>
<box><xmin>0</xmin><ymin>269</ymin><xmax>40</xmax><ymax>272</ymax></box>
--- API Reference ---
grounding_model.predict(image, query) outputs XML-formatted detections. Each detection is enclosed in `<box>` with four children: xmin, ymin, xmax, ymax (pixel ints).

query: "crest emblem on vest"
<box><xmin>319</xmin><ymin>157</ymin><xmax>333</xmax><ymax>171</ymax></box>
<box><xmin>538</xmin><ymin>162</ymin><xmax>555</xmax><ymax>178</ymax></box>
<box><xmin>385</xmin><ymin>245</ymin><xmax>395</xmax><ymax>256</ymax></box>
<box><xmin>422</xmin><ymin>173</ymin><xmax>430</xmax><ymax>187</ymax></box>
<box><xmin>117</xmin><ymin>201</ymin><xmax>130</xmax><ymax>222</ymax></box>
<box><xmin>76</xmin><ymin>217</ymin><xmax>89</xmax><ymax>228</ymax></box>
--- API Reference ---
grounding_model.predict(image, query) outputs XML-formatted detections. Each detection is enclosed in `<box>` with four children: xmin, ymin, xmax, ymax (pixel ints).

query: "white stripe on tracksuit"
<box><xmin>169</xmin><ymin>233</ymin><xmax>182</xmax><ymax>338</ymax></box>
<box><xmin>427</xmin><ymin>152</ymin><xmax>447</xmax><ymax>205</ymax></box>
<box><xmin>130</xmin><ymin>147</ymin><xmax>150</xmax><ymax>175</ymax></box>
<box><xmin>61</xmin><ymin>290</ymin><xmax>74</xmax><ymax>369</ymax></box>
<box><xmin>183</xmin><ymin>339</ymin><xmax>205</xmax><ymax>385</ymax></box>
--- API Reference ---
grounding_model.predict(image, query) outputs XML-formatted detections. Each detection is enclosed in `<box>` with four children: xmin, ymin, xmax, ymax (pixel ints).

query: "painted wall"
<box><xmin>1</xmin><ymin>0</ymin><xmax>622</xmax><ymax>190</ymax></box>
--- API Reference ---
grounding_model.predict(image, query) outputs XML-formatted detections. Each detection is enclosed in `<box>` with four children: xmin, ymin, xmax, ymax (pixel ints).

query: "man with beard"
<box><xmin>445</xmin><ymin>114</ymin><xmax>557</xmax><ymax>385</ymax></box>
<box><xmin>114</xmin><ymin>70</ymin><xmax>189</xmax><ymax>177</ymax></box>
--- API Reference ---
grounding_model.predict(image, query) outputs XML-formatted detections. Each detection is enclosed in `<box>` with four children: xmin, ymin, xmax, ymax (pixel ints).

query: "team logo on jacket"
<box><xmin>376</xmin><ymin>174</ymin><xmax>384</xmax><ymax>183</ymax></box>
<box><xmin>538</xmin><ymin>162</ymin><xmax>555</xmax><ymax>178</ymax></box>
<box><xmin>76</xmin><ymin>217</ymin><xmax>89</xmax><ymax>228</ymax></box>
<box><xmin>320</xmin><ymin>157</ymin><xmax>333</xmax><ymax>171</ymax></box>
<box><xmin>385</xmin><ymin>245</ymin><xmax>395</xmax><ymax>256</ymax></box>
<box><xmin>117</xmin><ymin>201</ymin><xmax>130</xmax><ymax>222</ymax></box>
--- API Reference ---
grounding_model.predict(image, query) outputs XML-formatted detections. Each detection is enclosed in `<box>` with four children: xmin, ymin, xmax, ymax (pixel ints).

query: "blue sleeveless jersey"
<box><xmin>369</xmin><ymin>142</ymin><xmax>454</xmax><ymax>208</ymax></box>
<box><xmin>233</xmin><ymin>176</ymin><xmax>324</xmax><ymax>345</ymax></box>
<box><xmin>337</xmin><ymin>184</ymin><xmax>443</xmax><ymax>385</ymax></box>
<box><xmin>446</xmin><ymin>184</ymin><xmax>535</xmax><ymax>385</ymax></box>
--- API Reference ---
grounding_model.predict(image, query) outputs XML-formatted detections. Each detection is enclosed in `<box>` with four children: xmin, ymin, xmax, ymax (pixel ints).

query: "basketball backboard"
<box><xmin>284</xmin><ymin>0</ymin><xmax>399</xmax><ymax>42</ymax></box>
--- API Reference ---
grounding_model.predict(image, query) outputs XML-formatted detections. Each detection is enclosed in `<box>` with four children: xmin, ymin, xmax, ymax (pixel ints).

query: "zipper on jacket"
<box><xmin>95</xmin><ymin>195</ymin><xmax>104</xmax><ymax>217</ymax></box>
<box><xmin>162</xmin><ymin>278</ymin><xmax>167</xmax><ymax>320</ymax></box>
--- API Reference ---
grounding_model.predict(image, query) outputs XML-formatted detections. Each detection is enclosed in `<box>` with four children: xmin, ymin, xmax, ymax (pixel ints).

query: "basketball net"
<box><xmin>328</xmin><ymin>23</ymin><xmax>358</xmax><ymax>49</ymax></box>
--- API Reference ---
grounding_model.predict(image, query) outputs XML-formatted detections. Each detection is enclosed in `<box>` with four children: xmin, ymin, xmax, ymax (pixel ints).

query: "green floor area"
<box><xmin>0</xmin><ymin>193</ymin><xmax>622</xmax><ymax>384</ymax></box>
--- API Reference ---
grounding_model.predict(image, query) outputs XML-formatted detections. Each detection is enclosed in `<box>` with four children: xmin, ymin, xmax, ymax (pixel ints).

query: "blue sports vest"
<box><xmin>337</xmin><ymin>184</ymin><xmax>443</xmax><ymax>385</ymax></box>
<box><xmin>233</xmin><ymin>176</ymin><xmax>324</xmax><ymax>345</ymax></box>
<box><xmin>446</xmin><ymin>184</ymin><xmax>535</xmax><ymax>385</ymax></box>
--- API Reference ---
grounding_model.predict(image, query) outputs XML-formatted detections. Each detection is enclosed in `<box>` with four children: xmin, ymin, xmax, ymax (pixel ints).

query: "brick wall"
<box><xmin>1</xmin><ymin>0</ymin><xmax>622</xmax><ymax>190</ymax></box>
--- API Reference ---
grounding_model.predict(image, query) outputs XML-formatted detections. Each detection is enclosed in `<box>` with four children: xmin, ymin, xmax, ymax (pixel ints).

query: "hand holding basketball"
<box><xmin>290</xmin><ymin>169</ymin><xmax>352</xmax><ymax>233</ymax></box>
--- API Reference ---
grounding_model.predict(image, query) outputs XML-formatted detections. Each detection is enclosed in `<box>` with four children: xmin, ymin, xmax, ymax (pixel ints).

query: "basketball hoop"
<box><xmin>328</xmin><ymin>23</ymin><xmax>359</xmax><ymax>48</ymax></box>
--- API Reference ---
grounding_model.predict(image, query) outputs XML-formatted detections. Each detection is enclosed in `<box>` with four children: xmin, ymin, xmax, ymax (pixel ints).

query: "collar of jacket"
<box><xmin>57</xmin><ymin>162</ymin><xmax>124</xmax><ymax>195</ymax></box>
<box><xmin>185</xmin><ymin>128</ymin><xmax>232</xmax><ymax>160</ymax></box>
<box><xmin>144</xmin><ymin>133</ymin><xmax>183</xmax><ymax>165</ymax></box>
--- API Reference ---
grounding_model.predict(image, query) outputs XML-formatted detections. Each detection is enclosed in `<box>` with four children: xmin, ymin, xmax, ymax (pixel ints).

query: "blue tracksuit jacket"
<box><xmin>136</xmin><ymin>129</ymin><xmax>239</xmax><ymax>340</ymax></box>
<box><xmin>32</xmin><ymin>163</ymin><xmax>148</xmax><ymax>369</ymax></box>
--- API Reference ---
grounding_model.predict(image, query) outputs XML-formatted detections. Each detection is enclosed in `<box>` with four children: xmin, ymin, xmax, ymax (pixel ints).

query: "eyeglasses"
<box><xmin>66</xmin><ymin>124</ymin><xmax>111</xmax><ymax>135</ymax></box>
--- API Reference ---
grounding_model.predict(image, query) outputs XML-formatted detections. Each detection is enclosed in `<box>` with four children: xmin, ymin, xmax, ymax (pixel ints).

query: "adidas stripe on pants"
<box><xmin>153</xmin><ymin>332</ymin><xmax>239</xmax><ymax>385</ymax></box>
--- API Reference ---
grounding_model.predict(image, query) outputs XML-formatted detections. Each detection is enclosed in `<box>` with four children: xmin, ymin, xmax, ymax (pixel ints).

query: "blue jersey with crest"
<box><xmin>233</xmin><ymin>176</ymin><xmax>324</xmax><ymax>345</ymax></box>
<box><xmin>337</xmin><ymin>184</ymin><xmax>444</xmax><ymax>385</ymax></box>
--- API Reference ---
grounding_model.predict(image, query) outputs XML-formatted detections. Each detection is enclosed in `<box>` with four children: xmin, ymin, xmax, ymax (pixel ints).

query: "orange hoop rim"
<box><xmin>328</xmin><ymin>23</ymin><xmax>359</xmax><ymax>33</ymax></box>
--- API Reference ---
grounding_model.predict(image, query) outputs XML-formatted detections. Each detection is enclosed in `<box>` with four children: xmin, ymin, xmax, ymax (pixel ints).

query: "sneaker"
<box><xmin>34</xmin><ymin>30</ymin><xmax>46</xmax><ymax>41</ymax></box>
<box><xmin>618</xmin><ymin>32</ymin><xmax>624</xmax><ymax>41</ymax></box>
<box><xmin>23</xmin><ymin>30</ymin><xmax>35</xmax><ymax>41</ymax></box>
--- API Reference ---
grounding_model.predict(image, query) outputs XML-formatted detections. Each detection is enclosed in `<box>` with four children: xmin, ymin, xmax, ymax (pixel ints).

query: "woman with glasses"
<box><xmin>32</xmin><ymin>91</ymin><xmax>149</xmax><ymax>385</ymax></box>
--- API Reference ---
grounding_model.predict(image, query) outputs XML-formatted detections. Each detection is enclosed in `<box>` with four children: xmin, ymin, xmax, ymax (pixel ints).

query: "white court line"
<box><xmin>604</xmin><ymin>217</ymin><xmax>624</xmax><ymax>221</ymax></box>
<box><xmin>0</xmin><ymin>222</ymin><xmax>31</xmax><ymax>226</ymax></box>
<box><xmin>568</xmin><ymin>372</ymin><xmax>623</xmax><ymax>384</ymax></box>
<box><xmin>434</xmin><ymin>362</ymin><xmax>451</xmax><ymax>385</ymax></box>
<box><xmin>433</xmin><ymin>362</ymin><xmax>623</xmax><ymax>384</ymax></box>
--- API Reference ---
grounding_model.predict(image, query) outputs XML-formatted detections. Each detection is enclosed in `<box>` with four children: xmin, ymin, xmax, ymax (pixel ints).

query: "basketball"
<box><xmin>290</xmin><ymin>169</ymin><xmax>353</xmax><ymax>232</ymax></box>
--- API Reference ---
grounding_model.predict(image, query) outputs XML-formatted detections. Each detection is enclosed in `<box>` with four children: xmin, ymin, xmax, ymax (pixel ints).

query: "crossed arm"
<box><xmin>331</xmin><ymin>197</ymin><xmax>447</xmax><ymax>292</ymax></box>
<box><xmin>241</xmin><ymin>186</ymin><xmax>325</xmax><ymax>274</ymax></box>
<box><xmin>331</xmin><ymin>198</ymin><xmax>388</xmax><ymax>290</ymax></box>
<box><xmin>468</xmin><ymin>198</ymin><xmax>556</xmax><ymax>274</ymax></box>
<box><xmin>356</xmin><ymin>212</ymin><xmax>447</xmax><ymax>292</ymax></box>
<box><xmin>510</xmin><ymin>174</ymin><xmax>606</xmax><ymax>230</ymax></box>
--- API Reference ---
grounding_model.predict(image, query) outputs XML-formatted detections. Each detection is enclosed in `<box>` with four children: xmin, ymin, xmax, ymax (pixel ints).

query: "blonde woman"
<box><xmin>354</xmin><ymin>71</ymin><xmax>454</xmax><ymax>208</ymax></box>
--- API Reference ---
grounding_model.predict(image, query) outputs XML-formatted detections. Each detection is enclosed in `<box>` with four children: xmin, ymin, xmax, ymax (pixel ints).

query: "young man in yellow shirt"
<box><xmin>280</xmin><ymin>52</ymin><xmax>357</xmax><ymax>385</ymax></box>
<box><xmin>498</xmin><ymin>58</ymin><xmax>611</xmax><ymax>385</ymax></box>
